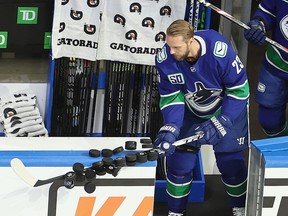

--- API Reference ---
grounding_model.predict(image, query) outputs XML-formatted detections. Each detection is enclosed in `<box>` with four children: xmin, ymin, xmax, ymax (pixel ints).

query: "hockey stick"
<box><xmin>147</xmin><ymin>131</ymin><xmax>204</xmax><ymax>155</ymax></box>
<box><xmin>197</xmin><ymin>0</ymin><xmax>288</xmax><ymax>54</ymax></box>
<box><xmin>10</xmin><ymin>158</ymin><xmax>65</xmax><ymax>187</ymax></box>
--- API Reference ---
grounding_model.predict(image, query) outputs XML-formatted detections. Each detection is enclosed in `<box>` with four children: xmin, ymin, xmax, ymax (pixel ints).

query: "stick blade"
<box><xmin>10</xmin><ymin>158</ymin><xmax>37</xmax><ymax>187</ymax></box>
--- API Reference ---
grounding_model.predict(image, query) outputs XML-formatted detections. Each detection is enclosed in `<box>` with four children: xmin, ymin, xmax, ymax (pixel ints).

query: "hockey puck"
<box><xmin>101</xmin><ymin>148</ymin><xmax>113</xmax><ymax>157</ymax></box>
<box><xmin>85</xmin><ymin>168</ymin><xmax>96</xmax><ymax>180</ymax></box>
<box><xmin>64</xmin><ymin>171</ymin><xmax>75</xmax><ymax>189</ymax></box>
<box><xmin>125</xmin><ymin>141</ymin><xmax>137</xmax><ymax>150</ymax></box>
<box><xmin>125</xmin><ymin>153</ymin><xmax>137</xmax><ymax>166</ymax></box>
<box><xmin>92</xmin><ymin>161</ymin><xmax>104</xmax><ymax>170</ymax></box>
<box><xmin>113</xmin><ymin>146</ymin><xmax>124</xmax><ymax>154</ymax></box>
<box><xmin>95</xmin><ymin>166</ymin><xmax>106</xmax><ymax>176</ymax></box>
<box><xmin>105</xmin><ymin>164</ymin><xmax>116</xmax><ymax>174</ymax></box>
<box><xmin>136</xmin><ymin>152</ymin><xmax>148</xmax><ymax>163</ymax></box>
<box><xmin>73</xmin><ymin>162</ymin><xmax>84</xmax><ymax>173</ymax></box>
<box><xmin>126</xmin><ymin>161</ymin><xmax>137</xmax><ymax>166</ymax></box>
<box><xmin>140</xmin><ymin>138</ymin><xmax>152</xmax><ymax>144</ymax></box>
<box><xmin>112</xmin><ymin>166</ymin><xmax>122</xmax><ymax>177</ymax></box>
<box><xmin>125</xmin><ymin>153</ymin><xmax>137</xmax><ymax>162</ymax></box>
<box><xmin>147</xmin><ymin>150</ymin><xmax>159</xmax><ymax>161</ymax></box>
<box><xmin>114</xmin><ymin>157</ymin><xmax>126</xmax><ymax>167</ymax></box>
<box><xmin>89</xmin><ymin>149</ymin><xmax>100</xmax><ymax>158</ymax></box>
<box><xmin>84</xmin><ymin>182</ymin><xmax>96</xmax><ymax>194</ymax></box>
<box><xmin>141</xmin><ymin>144</ymin><xmax>153</xmax><ymax>148</ymax></box>
<box><xmin>75</xmin><ymin>173</ymin><xmax>85</xmax><ymax>182</ymax></box>
<box><xmin>102</xmin><ymin>157</ymin><xmax>114</xmax><ymax>166</ymax></box>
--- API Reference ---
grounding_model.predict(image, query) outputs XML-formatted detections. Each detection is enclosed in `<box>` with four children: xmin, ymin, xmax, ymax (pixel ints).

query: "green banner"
<box><xmin>17</xmin><ymin>7</ymin><xmax>38</xmax><ymax>24</ymax></box>
<box><xmin>0</xmin><ymin>32</ymin><xmax>8</xmax><ymax>48</ymax></box>
<box><xmin>44</xmin><ymin>32</ymin><xmax>52</xmax><ymax>49</ymax></box>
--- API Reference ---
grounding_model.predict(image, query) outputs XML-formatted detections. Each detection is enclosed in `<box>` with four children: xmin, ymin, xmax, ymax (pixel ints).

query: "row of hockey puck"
<box><xmin>88</xmin><ymin>139</ymin><xmax>153</xmax><ymax>158</ymax></box>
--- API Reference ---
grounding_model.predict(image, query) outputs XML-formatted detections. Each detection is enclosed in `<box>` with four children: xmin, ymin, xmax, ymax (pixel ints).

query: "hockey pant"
<box><xmin>255</xmin><ymin>65</ymin><xmax>288</xmax><ymax>136</ymax></box>
<box><xmin>166</xmin><ymin>150</ymin><xmax>247</xmax><ymax>213</ymax></box>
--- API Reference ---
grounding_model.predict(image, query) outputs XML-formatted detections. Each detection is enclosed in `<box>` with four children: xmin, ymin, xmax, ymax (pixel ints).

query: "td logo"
<box><xmin>0</xmin><ymin>32</ymin><xmax>8</xmax><ymax>48</ymax></box>
<box><xmin>17</xmin><ymin>7</ymin><xmax>38</xmax><ymax>24</ymax></box>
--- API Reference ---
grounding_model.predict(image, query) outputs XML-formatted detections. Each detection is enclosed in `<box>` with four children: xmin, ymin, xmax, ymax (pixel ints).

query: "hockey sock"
<box><xmin>166</xmin><ymin>151</ymin><xmax>197</xmax><ymax>213</ymax></box>
<box><xmin>215</xmin><ymin>151</ymin><xmax>247</xmax><ymax>208</ymax></box>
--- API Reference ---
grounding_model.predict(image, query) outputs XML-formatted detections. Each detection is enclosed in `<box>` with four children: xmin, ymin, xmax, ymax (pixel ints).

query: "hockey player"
<box><xmin>244</xmin><ymin>0</ymin><xmax>288</xmax><ymax>137</ymax></box>
<box><xmin>154</xmin><ymin>19</ymin><xmax>249</xmax><ymax>216</ymax></box>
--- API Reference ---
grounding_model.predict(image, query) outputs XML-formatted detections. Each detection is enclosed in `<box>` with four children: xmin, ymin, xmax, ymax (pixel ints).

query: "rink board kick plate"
<box><xmin>0</xmin><ymin>137</ymin><xmax>157</xmax><ymax>216</ymax></box>
<box><xmin>247</xmin><ymin>136</ymin><xmax>288</xmax><ymax>216</ymax></box>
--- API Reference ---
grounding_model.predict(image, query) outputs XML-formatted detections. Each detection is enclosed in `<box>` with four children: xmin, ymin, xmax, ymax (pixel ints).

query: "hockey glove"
<box><xmin>193</xmin><ymin>115</ymin><xmax>232</xmax><ymax>147</ymax></box>
<box><xmin>153</xmin><ymin>123</ymin><xmax>180</xmax><ymax>157</ymax></box>
<box><xmin>244</xmin><ymin>19</ymin><xmax>266</xmax><ymax>45</ymax></box>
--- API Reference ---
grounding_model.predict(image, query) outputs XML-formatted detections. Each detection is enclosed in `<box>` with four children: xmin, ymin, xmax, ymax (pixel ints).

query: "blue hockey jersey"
<box><xmin>253</xmin><ymin>0</ymin><xmax>288</xmax><ymax>78</ymax></box>
<box><xmin>155</xmin><ymin>29</ymin><xmax>249</xmax><ymax>129</ymax></box>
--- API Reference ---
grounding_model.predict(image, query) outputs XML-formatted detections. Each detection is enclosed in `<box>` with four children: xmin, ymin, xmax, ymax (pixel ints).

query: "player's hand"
<box><xmin>153</xmin><ymin>124</ymin><xmax>180</xmax><ymax>157</ymax></box>
<box><xmin>244</xmin><ymin>19</ymin><xmax>266</xmax><ymax>45</ymax></box>
<box><xmin>193</xmin><ymin>115</ymin><xmax>232</xmax><ymax>147</ymax></box>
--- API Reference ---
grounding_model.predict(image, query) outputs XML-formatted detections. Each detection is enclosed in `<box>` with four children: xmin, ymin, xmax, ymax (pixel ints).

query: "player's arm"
<box><xmin>220</xmin><ymin>44</ymin><xmax>250</xmax><ymax>122</ymax></box>
<box><xmin>153</xmin><ymin>50</ymin><xmax>185</xmax><ymax>156</ymax></box>
<box><xmin>192</xmin><ymin>40</ymin><xmax>249</xmax><ymax>147</ymax></box>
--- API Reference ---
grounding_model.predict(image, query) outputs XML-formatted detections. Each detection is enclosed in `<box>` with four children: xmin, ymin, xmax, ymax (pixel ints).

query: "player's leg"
<box><xmin>166</xmin><ymin>150</ymin><xmax>198</xmax><ymax>215</ymax></box>
<box><xmin>258</xmin><ymin>105</ymin><xmax>288</xmax><ymax>137</ymax></box>
<box><xmin>213</xmin><ymin>106</ymin><xmax>249</xmax><ymax>215</ymax></box>
<box><xmin>215</xmin><ymin>151</ymin><xmax>247</xmax><ymax>208</ymax></box>
<box><xmin>255</xmin><ymin>65</ymin><xmax>288</xmax><ymax>137</ymax></box>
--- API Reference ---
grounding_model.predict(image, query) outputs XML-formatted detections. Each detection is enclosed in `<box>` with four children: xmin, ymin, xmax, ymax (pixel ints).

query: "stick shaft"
<box><xmin>199</xmin><ymin>1</ymin><xmax>288</xmax><ymax>53</ymax></box>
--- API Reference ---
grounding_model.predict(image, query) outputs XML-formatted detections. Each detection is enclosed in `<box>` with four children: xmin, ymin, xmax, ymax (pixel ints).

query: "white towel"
<box><xmin>4</xmin><ymin>115</ymin><xmax>41</xmax><ymax>130</ymax></box>
<box><xmin>96</xmin><ymin>0</ymin><xmax>186</xmax><ymax>65</ymax></box>
<box><xmin>2</xmin><ymin>108</ymin><xmax>40</xmax><ymax>125</ymax></box>
<box><xmin>0</xmin><ymin>106</ymin><xmax>36</xmax><ymax>122</ymax></box>
<box><xmin>51</xmin><ymin>0</ymin><xmax>104</xmax><ymax>60</ymax></box>
<box><xmin>5</xmin><ymin>118</ymin><xmax>43</xmax><ymax>134</ymax></box>
<box><xmin>5</xmin><ymin>123</ymin><xmax>46</xmax><ymax>137</ymax></box>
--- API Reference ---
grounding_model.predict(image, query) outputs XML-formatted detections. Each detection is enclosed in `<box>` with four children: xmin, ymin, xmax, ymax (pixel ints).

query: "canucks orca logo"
<box><xmin>185</xmin><ymin>82</ymin><xmax>222</xmax><ymax>116</ymax></box>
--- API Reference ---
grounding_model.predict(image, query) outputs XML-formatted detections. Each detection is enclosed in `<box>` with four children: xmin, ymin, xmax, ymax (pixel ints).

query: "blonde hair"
<box><xmin>166</xmin><ymin>19</ymin><xmax>194</xmax><ymax>42</ymax></box>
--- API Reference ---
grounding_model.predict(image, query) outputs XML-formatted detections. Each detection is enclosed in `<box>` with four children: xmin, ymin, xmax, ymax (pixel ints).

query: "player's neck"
<box><xmin>186</xmin><ymin>39</ymin><xmax>200</xmax><ymax>63</ymax></box>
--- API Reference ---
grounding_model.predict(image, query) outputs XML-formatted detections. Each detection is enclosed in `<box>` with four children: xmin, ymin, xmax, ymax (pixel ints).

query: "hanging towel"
<box><xmin>51</xmin><ymin>0</ymin><xmax>104</xmax><ymax>60</ymax></box>
<box><xmin>96</xmin><ymin>0</ymin><xmax>186</xmax><ymax>65</ymax></box>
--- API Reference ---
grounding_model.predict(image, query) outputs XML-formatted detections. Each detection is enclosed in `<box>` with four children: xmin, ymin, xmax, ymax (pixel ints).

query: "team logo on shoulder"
<box><xmin>168</xmin><ymin>73</ymin><xmax>185</xmax><ymax>84</ymax></box>
<box><xmin>156</xmin><ymin>46</ymin><xmax>167</xmax><ymax>63</ymax></box>
<box><xmin>280</xmin><ymin>15</ymin><xmax>288</xmax><ymax>40</ymax></box>
<box><xmin>213</xmin><ymin>41</ymin><xmax>228</xmax><ymax>57</ymax></box>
